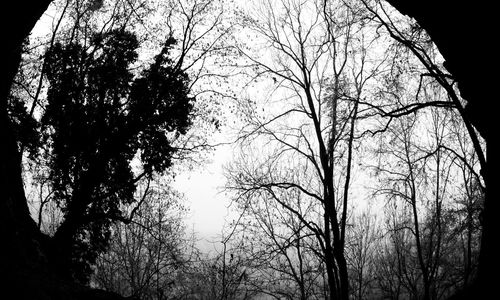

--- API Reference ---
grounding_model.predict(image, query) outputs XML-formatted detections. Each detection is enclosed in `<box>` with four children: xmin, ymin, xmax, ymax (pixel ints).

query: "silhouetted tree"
<box><xmin>93</xmin><ymin>180</ymin><xmax>189</xmax><ymax>299</ymax></box>
<box><xmin>39</xmin><ymin>29</ymin><xmax>193</xmax><ymax>283</ymax></box>
<box><xmin>229</xmin><ymin>185</ymin><xmax>326</xmax><ymax>299</ymax></box>
<box><xmin>227</xmin><ymin>1</ymin><xmax>387</xmax><ymax>298</ymax></box>
<box><xmin>370</xmin><ymin>96</ymin><xmax>482</xmax><ymax>299</ymax></box>
<box><xmin>345</xmin><ymin>210</ymin><xmax>379</xmax><ymax>300</ymax></box>
<box><xmin>371</xmin><ymin>1</ymin><xmax>497</xmax><ymax>298</ymax></box>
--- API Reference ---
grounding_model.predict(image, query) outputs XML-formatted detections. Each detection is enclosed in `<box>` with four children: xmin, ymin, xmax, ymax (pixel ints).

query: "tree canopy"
<box><xmin>31</xmin><ymin>28</ymin><xmax>194</xmax><ymax>283</ymax></box>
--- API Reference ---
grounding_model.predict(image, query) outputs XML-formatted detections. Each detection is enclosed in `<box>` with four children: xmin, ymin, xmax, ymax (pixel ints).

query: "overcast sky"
<box><xmin>172</xmin><ymin>142</ymin><xmax>235</xmax><ymax>248</ymax></box>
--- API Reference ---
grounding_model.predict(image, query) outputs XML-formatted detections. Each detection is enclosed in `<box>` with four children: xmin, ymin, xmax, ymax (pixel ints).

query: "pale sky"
<box><xmin>172</xmin><ymin>142</ymin><xmax>236</xmax><ymax>247</ymax></box>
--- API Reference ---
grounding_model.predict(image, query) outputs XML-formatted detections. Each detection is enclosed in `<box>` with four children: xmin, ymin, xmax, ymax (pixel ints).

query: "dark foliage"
<box><xmin>37</xmin><ymin>29</ymin><xmax>193</xmax><ymax>283</ymax></box>
<box><xmin>7</xmin><ymin>95</ymin><xmax>40</xmax><ymax>156</ymax></box>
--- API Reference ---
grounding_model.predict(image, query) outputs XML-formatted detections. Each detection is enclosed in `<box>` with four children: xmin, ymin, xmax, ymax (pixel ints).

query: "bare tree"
<box><xmin>225</xmin><ymin>0</ymin><xmax>389</xmax><ymax>298</ymax></box>
<box><xmin>345</xmin><ymin>209</ymin><xmax>380</xmax><ymax>300</ymax></box>
<box><xmin>371</xmin><ymin>89</ymin><xmax>482</xmax><ymax>299</ymax></box>
<box><xmin>228</xmin><ymin>180</ymin><xmax>326</xmax><ymax>299</ymax></box>
<box><xmin>93</xmin><ymin>180</ymin><xmax>188</xmax><ymax>299</ymax></box>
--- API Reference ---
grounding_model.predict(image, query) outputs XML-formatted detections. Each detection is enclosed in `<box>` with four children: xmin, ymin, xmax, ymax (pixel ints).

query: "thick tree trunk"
<box><xmin>1</xmin><ymin>3</ymin><xmax>51</xmax><ymax>226</ymax></box>
<box><xmin>1</xmin><ymin>1</ymin><xmax>54</xmax><ymax>294</ymax></box>
<box><xmin>334</xmin><ymin>248</ymin><xmax>349</xmax><ymax>300</ymax></box>
<box><xmin>478</xmin><ymin>139</ymin><xmax>497</xmax><ymax>294</ymax></box>
<box><xmin>386</xmin><ymin>1</ymin><xmax>498</xmax><ymax>298</ymax></box>
<box><xmin>0</xmin><ymin>2</ymin><xmax>132</xmax><ymax>299</ymax></box>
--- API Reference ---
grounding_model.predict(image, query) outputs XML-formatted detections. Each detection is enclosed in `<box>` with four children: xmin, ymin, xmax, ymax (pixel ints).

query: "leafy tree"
<box><xmin>7</xmin><ymin>94</ymin><xmax>40</xmax><ymax>156</ymax></box>
<box><xmin>39</xmin><ymin>29</ymin><xmax>194</xmax><ymax>283</ymax></box>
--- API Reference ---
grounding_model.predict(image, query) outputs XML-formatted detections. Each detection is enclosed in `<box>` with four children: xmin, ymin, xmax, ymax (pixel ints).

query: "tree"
<box><xmin>93</xmin><ymin>180</ymin><xmax>190</xmax><ymax>299</ymax></box>
<box><xmin>226</xmin><ymin>0</ymin><xmax>388</xmax><ymax>298</ymax></box>
<box><xmin>345</xmin><ymin>210</ymin><xmax>379</xmax><ymax>300</ymax></box>
<box><xmin>377</xmin><ymin>1</ymin><xmax>498</xmax><ymax>298</ymax></box>
<box><xmin>38</xmin><ymin>28</ymin><xmax>193</xmax><ymax>283</ymax></box>
<box><xmin>13</xmin><ymin>0</ymin><xmax>235</xmax><ymax>288</ymax></box>
<box><xmin>228</xmin><ymin>180</ymin><xmax>326</xmax><ymax>299</ymax></box>
<box><xmin>0</xmin><ymin>1</ymin><xmax>90</xmax><ymax>298</ymax></box>
<box><xmin>370</xmin><ymin>87</ymin><xmax>482</xmax><ymax>299</ymax></box>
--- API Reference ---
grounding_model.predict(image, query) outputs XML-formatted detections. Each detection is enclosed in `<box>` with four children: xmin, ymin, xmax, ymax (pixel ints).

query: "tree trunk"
<box><xmin>1</xmin><ymin>1</ymin><xmax>54</xmax><ymax>296</ymax></box>
<box><xmin>334</xmin><ymin>248</ymin><xmax>350</xmax><ymax>300</ymax></box>
<box><xmin>0</xmin><ymin>2</ymin><xmax>132</xmax><ymax>299</ymax></box>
